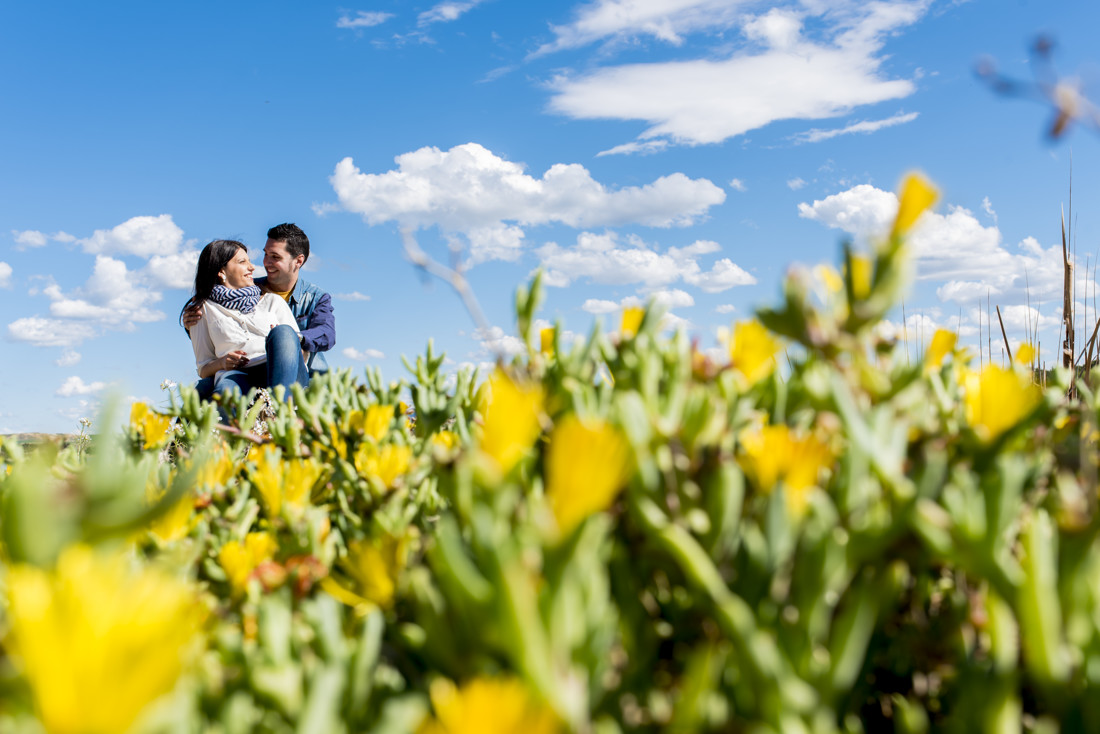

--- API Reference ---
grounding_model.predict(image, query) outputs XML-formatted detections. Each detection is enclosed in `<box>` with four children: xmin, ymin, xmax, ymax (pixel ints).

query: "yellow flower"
<box><xmin>1015</xmin><ymin>342</ymin><xmax>1037</xmax><ymax>366</ymax></box>
<box><xmin>620</xmin><ymin>306</ymin><xmax>644</xmax><ymax>338</ymax></box>
<box><xmin>129</xmin><ymin>402</ymin><xmax>172</xmax><ymax>451</ymax></box>
<box><xmin>477</xmin><ymin>370</ymin><xmax>544</xmax><ymax>476</ymax></box>
<box><xmin>321</xmin><ymin>532</ymin><xmax>414</xmax><ymax>610</ymax></box>
<box><xmin>433</xmin><ymin>430</ymin><xmax>459</xmax><ymax>450</ymax></box>
<box><xmin>364</xmin><ymin>404</ymin><xmax>394</xmax><ymax>441</ymax></box>
<box><xmin>728</xmin><ymin>319</ymin><xmax>781</xmax><ymax>387</ymax></box>
<box><xmin>891</xmin><ymin>172</ymin><xmax>938</xmax><ymax>239</ymax></box>
<box><xmin>354</xmin><ymin>443</ymin><xmax>412</xmax><ymax>489</ymax></box>
<box><xmin>546</xmin><ymin>414</ymin><xmax>632</xmax><ymax>535</ymax></box>
<box><xmin>739</xmin><ymin>423</ymin><xmax>832</xmax><ymax>516</ymax></box>
<box><xmin>193</xmin><ymin>443</ymin><xmax>237</xmax><ymax>490</ymax></box>
<box><xmin>540</xmin><ymin>327</ymin><xmax>555</xmax><ymax>356</ymax></box>
<box><xmin>815</xmin><ymin>264</ymin><xmax>844</xmax><ymax>295</ymax></box>
<box><xmin>219</xmin><ymin>532</ymin><xmax>277</xmax><ymax>594</ymax></box>
<box><xmin>846</xmin><ymin>254</ymin><xmax>873</xmax><ymax>301</ymax></box>
<box><xmin>418</xmin><ymin>677</ymin><xmax>560</xmax><ymax>734</ymax></box>
<box><xmin>964</xmin><ymin>366</ymin><xmax>1041</xmax><ymax>442</ymax></box>
<box><xmin>146</xmin><ymin>474</ymin><xmax>194</xmax><ymax>545</ymax></box>
<box><xmin>343</xmin><ymin>408</ymin><xmax>365</xmax><ymax>433</ymax></box>
<box><xmin>249</xmin><ymin>445</ymin><xmax>325</xmax><ymax>518</ymax></box>
<box><xmin>924</xmin><ymin>329</ymin><xmax>958</xmax><ymax>370</ymax></box>
<box><xmin>5</xmin><ymin>546</ymin><xmax>204</xmax><ymax>734</ymax></box>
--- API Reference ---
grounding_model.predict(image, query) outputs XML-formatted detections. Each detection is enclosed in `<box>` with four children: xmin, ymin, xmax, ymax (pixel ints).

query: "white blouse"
<box><xmin>191</xmin><ymin>294</ymin><xmax>300</xmax><ymax>376</ymax></box>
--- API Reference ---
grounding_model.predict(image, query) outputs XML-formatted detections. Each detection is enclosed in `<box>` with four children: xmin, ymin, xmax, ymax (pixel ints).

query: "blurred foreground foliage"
<box><xmin>2</xmin><ymin>176</ymin><xmax>1100</xmax><ymax>733</ymax></box>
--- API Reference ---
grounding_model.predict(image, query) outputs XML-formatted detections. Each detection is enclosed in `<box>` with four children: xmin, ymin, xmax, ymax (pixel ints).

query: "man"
<box><xmin>184</xmin><ymin>223</ymin><xmax>335</xmax><ymax>395</ymax></box>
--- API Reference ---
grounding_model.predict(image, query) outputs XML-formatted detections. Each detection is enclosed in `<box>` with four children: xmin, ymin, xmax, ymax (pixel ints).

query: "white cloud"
<box><xmin>798</xmin><ymin>183</ymin><xmax>1096</xmax><ymax>310</ymax></box>
<box><xmin>418</xmin><ymin>0</ymin><xmax>487</xmax><ymax>25</ymax></box>
<box><xmin>684</xmin><ymin>258</ymin><xmax>756</xmax><ymax>292</ymax></box>
<box><xmin>335</xmin><ymin>291</ymin><xmax>372</xmax><ymax>301</ymax></box>
<box><xmin>56</xmin><ymin>350</ymin><xmax>82</xmax><ymax>366</ymax></box>
<box><xmin>13</xmin><ymin>229</ymin><xmax>47</xmax><ymax>247</ymax></box>
<box><xmin>0</xmin><ymin>262</ymin><xmax>10</xmax><ymax>288</ymax></box>
<box><xmin>77</xmin><ymin>214</ymin><xmax>184</xmax><ymax>258</ymax></box>
<box><xmin>44</xmin><ymin>256</ymin><xmax>164</xmax><ymax>326</ymax></box>
<box><xmin>535</xmin><ymin>0</ymin><xmax>749</xmax><ymax>55</ymax></box>
<box><xmin>342</xmin><ymin>347</ymin><xmax>385</xmax><ymax>360</ymax></box>
<box><xmin>729</xmin><ymin>178</ymin><xmax>747</xmax><ymax>192</ymax></box>
<box><xmin>8</xmin><ymin>318</ymin><xmax>97</xmax><ymax>347</ymax></box>
<box><xmin>597</xmin><ymin>140</ymin><xmax>670</xmax><ymax>157</ymax></box>
<box><xmin>982</xmin><ymin>196</ymin><xmax>998</xmax><ymax>224</ymax></box>
<box><xmin>473</xmin><ymin>325</ymin><xmax>526</xmax><ymax>358</ymax></box>
<box><xmin>792</xmin><ymin>111</ymin><xmax>919</xmax><ymax>144</ymax></box>
<box><xmin>798</xmin><ymin>183</ymin><xmax>896</xmax><ymax>236</ymax></box>
<box><xmin>337</xmin><ymin>11</ymin><xmax>394</xmax><ymax>28</ymax></box>
<box><xmin>787</xmin><ymin>177</ymin><xmax>807</xmax><ymax>191</ymax></box>
<box><xmin>539</xmin><ymin>232</ymin><xmax>754</xmax><ymax>293</ymax></box>
<box><xmin>648</xmin><ymin>288</ymin><xmax>695</xmax><ymax>308</ymax></box>
<box><xmin>325</xmin><ymin>143</ymin><xmax>725</xmax><ymax>262</ymax></box>
<box><xmin>145</xmin><ymin>249</ymin><xmax>200</xmax><ymax>290</ymax></box>
<box><xmin>582</xmin><ymin>298</ymin><xmax>620</xmax><ymax>314</ymax></box>
<box><xmin>56</xmin><ymin>376</ymin><xmax>106</xmax><ymax>397</ymax></box>
<box><xmin>716</xmin><ymin>304</ymin><xmax>737</xmax><ymax>314</ymax></box>
<box><xmin>661</xmin><ymin>312</ymin><xmax>693</xmax><ymax>332</ymax></box>
<box><xmin>547</xmin><ymin>2</ymin><xmax>925</xmax><ymax>149</ymax></box>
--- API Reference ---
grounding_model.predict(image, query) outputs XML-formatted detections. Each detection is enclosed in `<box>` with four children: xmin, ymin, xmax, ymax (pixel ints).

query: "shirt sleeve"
<box><xmin>190</xmin><ymin>313</ymin><xmax>217</xmax><ymax>375</ymax></box>
<box><xmin>299</xmin><ymin>293</ymin><xmax>335</xmax><ymax>353</ymax></box>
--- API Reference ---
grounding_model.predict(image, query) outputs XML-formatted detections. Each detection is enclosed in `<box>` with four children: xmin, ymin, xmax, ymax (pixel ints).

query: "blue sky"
<box><xmin>3</xmin><ymin>0</ymin><xmax>1100</xmax><ymax>433</ymax></box>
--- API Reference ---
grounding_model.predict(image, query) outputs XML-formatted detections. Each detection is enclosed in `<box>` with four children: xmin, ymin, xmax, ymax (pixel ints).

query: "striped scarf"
<box><xmin>209</xmin><ymin>285</ymin><xmax>262</xmax><ymax>314</ymax></box>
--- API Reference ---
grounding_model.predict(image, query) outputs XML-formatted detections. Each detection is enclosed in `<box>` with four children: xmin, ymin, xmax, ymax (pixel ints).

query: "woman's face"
<box><xmin>220</xmin><ymin>248</ymin><xmax>255</xmax><ymax>289</ymax></box>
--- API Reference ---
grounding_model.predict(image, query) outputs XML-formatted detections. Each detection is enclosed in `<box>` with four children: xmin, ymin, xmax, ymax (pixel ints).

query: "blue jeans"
<box><xmin>206</xmin><ymin>325</ymin><xmax>310</xmax><ymax>403</ymax></box>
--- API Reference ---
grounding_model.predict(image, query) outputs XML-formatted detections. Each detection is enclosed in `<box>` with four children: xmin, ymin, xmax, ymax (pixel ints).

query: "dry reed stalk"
<box><xmin>901</xmin><ymin>300</ymin><xmax>909</xmax><ymax>366</ymax></box>
<box><xmin>981</xmin><ymin>297</ymin><xmax>990</xmax><ymax>369</ymax></box>
<box><xmin>1062</xmin><ymin>207</ymin><xmax>1075</xmax><ymax>369</ymax></box>
<box><xmin>987</xmin><ymin>290</ymin><xmax>993</xmax><ymax>368</ymax></box>
<box><xmin>996</xmin><ymin>304</ymin><xmax>1012</xmax><ymax>363</ymax></box>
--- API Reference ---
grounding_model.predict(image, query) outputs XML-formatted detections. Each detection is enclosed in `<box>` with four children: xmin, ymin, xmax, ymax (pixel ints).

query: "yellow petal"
<box><xmin>728</xmin><ymin>320</ymin><xmax>781</xmax><ymax>386</ymax></box>
<box><xmin>620</xmin><ymin>306</ymin><xmax>644</xmax><ymax>338</ymax></box>
<box><xmin>6</xmin><ymin>546</ymin><xmax>204</xmax><ymax>734</ymax></box>
<box><xmin>847</xmin><ymin>254</ymin><xmax>873</xmax><ymax>301</ymax></box>
<box><xmin>364</xmin><ymin>404</ymin><xmax>394</xmax><ymax>441</ymax></box>
<box><xmin>965</xmin><ymin>366</ymin><xmax>1041</xmax><ymax>442</ymax></box>
<box><xmin>539</xmin><ymin>327</ymin><xmax>555</xmax><ymax>356</ymax></box>
<box><xmin>891</xmin><ymin>173</ymin><xmax>938</xmax><ymax>238</ymax></box>
<box><xmin>219</xmin><ymin>532</ymin><xmax>277</xmax><ymax>594</ymax></box>
<box><xmin>418</xmin><ymin>677</ymin><xmax>560</xmax><ymax>734</ymax></box>
<box><xmin>738</xmin><ymin>422</ymin><xmax>832</xmax><ymax>517</ymax></box>
<box><xmin>546</xmin><ymin>415</ymin><xmax>631</xmax><ymax>535</ymax></box>
<box><xmin>477</xmin><ymin>370</ymin><xmax>543</xmax><ymax>476</ymax></box>
<box><xmin>924</xmin><ymin>329</ymin><xmax>958</xmax><ymax>369</ymax></box>
<box><xmin>354</xmin><ymin>443</ymin><xmax>412</xmax><ymax>489</ymax></box>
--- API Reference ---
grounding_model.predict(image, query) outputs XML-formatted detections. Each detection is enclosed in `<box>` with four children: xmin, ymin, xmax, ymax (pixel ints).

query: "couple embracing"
<box><xmin>183</xmin><ymin>223</ymin><xmax>335</xmax><ymax>404</ymax></box>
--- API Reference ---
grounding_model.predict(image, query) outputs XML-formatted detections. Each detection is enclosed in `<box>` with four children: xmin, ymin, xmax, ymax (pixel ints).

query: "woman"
<box><xmin>186</xmin><ymin>239</ymin><xmax>309</xmax><ymax>401</ymax></box>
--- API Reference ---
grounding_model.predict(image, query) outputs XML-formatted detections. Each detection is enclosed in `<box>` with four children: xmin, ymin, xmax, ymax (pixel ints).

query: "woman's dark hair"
<box><xmin>182</xmin><ymin>239</ymin><xmax>246</xmax><ymax>318</ymax></box>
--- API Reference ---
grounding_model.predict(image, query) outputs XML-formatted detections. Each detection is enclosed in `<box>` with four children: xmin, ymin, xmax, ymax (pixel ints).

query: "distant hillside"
<box><xmin>2</xmin><ymin>433</ymin><xmax>78</xmax><ymax>449</ymax></box>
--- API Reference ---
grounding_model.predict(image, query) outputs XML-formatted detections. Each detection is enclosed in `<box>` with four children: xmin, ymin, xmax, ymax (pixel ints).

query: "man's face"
<box><xmin>262</xmin><ymin>239</ymin><xmax>304</xmax><ymax>290</ymax></box>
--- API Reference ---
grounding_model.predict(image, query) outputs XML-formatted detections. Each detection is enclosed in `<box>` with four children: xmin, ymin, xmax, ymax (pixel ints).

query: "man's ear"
<box><xmin>294</xmin><ymin>255</ymin><xmax>306</xmax><ymax>270</ymax></box>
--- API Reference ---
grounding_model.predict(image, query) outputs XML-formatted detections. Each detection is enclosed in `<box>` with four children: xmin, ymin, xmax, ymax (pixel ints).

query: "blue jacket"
<box><xmin>256</xmin><ymin>275</ymin><xmax>335</xmax><ymax>373</ymax></box>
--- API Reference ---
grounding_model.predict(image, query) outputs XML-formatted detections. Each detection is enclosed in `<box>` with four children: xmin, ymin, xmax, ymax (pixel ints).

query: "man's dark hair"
<box><xmin>268</xmin><ymin>222</ymin><xmax>310</xmax><ymax>263</ymax></box>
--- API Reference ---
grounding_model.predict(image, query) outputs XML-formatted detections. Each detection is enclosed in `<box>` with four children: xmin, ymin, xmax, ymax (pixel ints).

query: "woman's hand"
<box><xmin>222</xmin><ymin>351</ymin><xmax>249</xmax><ymax>371</ymax></box>
<box><xmin>182</xmin><ymin>303</ymin><xmax>203</xmax><ymax>330</ymax></box>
